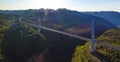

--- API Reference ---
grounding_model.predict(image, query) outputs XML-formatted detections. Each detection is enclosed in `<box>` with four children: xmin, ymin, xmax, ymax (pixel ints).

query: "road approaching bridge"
<box><xmin>19</xmin><ymin>17</ymin><xmax>120</xmax><ymax>51</ymax></box>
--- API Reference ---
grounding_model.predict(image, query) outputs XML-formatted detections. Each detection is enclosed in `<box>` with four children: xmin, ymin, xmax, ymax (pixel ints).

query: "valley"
<box><xmin>0</xmin><ymin>9</ymin><xmax>120</xmax><ymax>62</ymax></box>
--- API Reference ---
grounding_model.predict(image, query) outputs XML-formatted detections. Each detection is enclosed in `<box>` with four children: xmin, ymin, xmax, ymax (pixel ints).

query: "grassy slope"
<box><xmin>96</xmin><ymin>29</ymin><xmax>120</xmax><ymax>46</ymax></box>
<box><xmin>95</xmin><ymin>29</ymin><xmax>120</xmax><ymax>62</ymax></box>
<box><xmin>71</xmin><ymin>29</ymin><xmax>120</xmax><ymax>62</ymax></box>
<box><xmin>71</xmin><ymin>42</ymin><xmax>98</xmax><ymax>62</ymax></box>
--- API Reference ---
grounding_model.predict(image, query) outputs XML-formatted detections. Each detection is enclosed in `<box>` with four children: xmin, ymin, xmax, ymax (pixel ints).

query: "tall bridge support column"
<box><xmin>37</xmin><ymin>18</ymin><xmax>41</xmax><ymax>34</ymax></box>
<box><xmin>91</xmin><ymin>20</ymin><xmax>95</xmax><ymax>53</ymax></box>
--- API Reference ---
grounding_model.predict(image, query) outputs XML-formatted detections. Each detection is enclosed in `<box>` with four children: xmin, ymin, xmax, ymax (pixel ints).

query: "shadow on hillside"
<box><xmin>27</xmin><ymin>29</ymin><xmax>88</xmax><ymax>62</ymax></box>
<box><xmin>2</xmin><ymin>28</ymin><xmax>88</xmax><ymax>62</ymax></box>
<box><xmin>90</xmin><ymin>51</ymin><xmax>110</xmax><ymax>62</ymax></box>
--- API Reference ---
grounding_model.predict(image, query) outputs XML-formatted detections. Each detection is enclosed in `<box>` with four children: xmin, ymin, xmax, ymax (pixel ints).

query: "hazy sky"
<box><xmin>0</xmin><ymin>0</ymin><xmax>120</xmax><ymax>12</ymax></box>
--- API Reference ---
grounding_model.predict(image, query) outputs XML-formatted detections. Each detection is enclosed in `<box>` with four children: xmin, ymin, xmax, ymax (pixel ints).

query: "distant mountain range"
<box><xmin>0</xmin><ymin>9</ymin><xmax>118</xmax><ymax>38</ymax></box>
<box><xmin>83</xmin><ymin>11</ymin><xmax>120</xmax><ymax>26</ymax></box>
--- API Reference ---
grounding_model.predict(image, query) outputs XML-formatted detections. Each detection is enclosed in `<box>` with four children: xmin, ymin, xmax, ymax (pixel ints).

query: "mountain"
<box><xmin>0</xmin><ymin>14</ymin><xmax>86</xmax><ymax>62</ymax></box>
<box><xmin>0</xmin><ymin>9</ymin><xmax>119</xmax><ymax>62</ymax></box>
<box><xmin>0</xmin><ymin>9</ymin><xmax>117</xmax><ymax>38</ymax></box>
<box><xmin>83</xmin><ymin>11</ymin><xmax>120</xmax><ymax>27</ymax></box>
<box><xmin>27</xmin><ymin>9</ymin><xmax>117</xmax><ymax>38</ymax></box>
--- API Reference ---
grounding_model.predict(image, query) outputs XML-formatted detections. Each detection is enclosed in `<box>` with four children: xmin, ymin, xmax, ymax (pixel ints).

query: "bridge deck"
<box><xmin>19</xmin><ymin>17</ymin><xmax>120</xmax><ymax>51</ymax></box>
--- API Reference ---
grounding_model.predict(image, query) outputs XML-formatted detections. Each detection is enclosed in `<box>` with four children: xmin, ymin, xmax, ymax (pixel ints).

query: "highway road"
<box><xmin>19</xmin><ymin>17</ymin><xmax>120</xmax><ymax>50</ymax></box>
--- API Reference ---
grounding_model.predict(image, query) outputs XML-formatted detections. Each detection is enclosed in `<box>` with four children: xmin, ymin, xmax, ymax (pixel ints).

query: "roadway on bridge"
<box><xmin>19</xmin><ymin>17</ymin><xmax>120</xmax><ymax>50</ymax></box>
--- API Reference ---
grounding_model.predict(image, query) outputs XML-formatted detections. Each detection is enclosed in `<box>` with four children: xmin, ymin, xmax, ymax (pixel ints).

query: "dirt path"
<box><xmin>87</xmin><ymin>43</ymin><xmax>101</xmax><ymax>62</ymax></box>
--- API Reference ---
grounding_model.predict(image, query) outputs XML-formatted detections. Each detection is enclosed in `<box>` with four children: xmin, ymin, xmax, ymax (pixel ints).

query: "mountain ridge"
<box><xmin>0</xmin><ymin>9</ymin><xmax>118</xmax><ymax>38</ymax></box>
<box><xmin>83</xmin><ymin>11</ymin><xmax>120</xmax><ymax>26</ymax></box>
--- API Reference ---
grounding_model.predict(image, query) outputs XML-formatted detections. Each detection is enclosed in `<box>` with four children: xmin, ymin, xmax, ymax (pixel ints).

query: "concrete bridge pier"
<box><xmin>91</xmin><ymin>20</ymin><xmax>95</xmax><ymax>53</ymax></box>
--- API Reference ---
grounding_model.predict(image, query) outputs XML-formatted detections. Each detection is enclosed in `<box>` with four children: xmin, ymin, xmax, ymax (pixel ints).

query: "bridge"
<box><xmin>18</xmin><ymin>17</ymin><xmax>120</xmax><ymax>52</ymax></box>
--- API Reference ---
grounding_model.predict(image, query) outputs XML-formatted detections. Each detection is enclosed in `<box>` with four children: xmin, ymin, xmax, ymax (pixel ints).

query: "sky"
<box><xmin>0</xmin><ymin>0</ymin><xmax>120</xmax><ymax>12</ymax></box>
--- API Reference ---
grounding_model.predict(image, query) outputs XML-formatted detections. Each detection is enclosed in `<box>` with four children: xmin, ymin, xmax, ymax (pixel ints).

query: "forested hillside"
<box><xmin>25</xmin><ymin>9</ymin><xmax>117</xmax><ymax>38</ymax></box>
<box><xmin>0</xmin><ymin>9</ymin><xmax>119</xmax><ymax>62</ymax></box>
<box><xmin>1</xmin><ymin>17</ymin><xmax>47</xmax><ymax>62</ymax></box>
<box><xmin>0</xmin><ymin>13</ymin><xmax>17</xmax><ymax>61</ymax></box>
<box><xmin>1</xmin><ymin>18</ymin><xmax>87</xmax><ymax>62</ymax></box>
<box><xmin>72</xmin><ymin>29</ymin><xmax>120</xmax><ymax>62</ymax></box>
<box><xmin>95</xmin><ymin>29</ymin><xmax>120</xmax><ymax>62</ymax></box>
<box><xmin>0</xmin><ymin>13</ymin><xmax>86</xmax><ymax>62</ymax></box>
<box><xmin>0</xmin><ymin>13</ymin><xmax>46</xmax><ymax>62</ymax></box>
